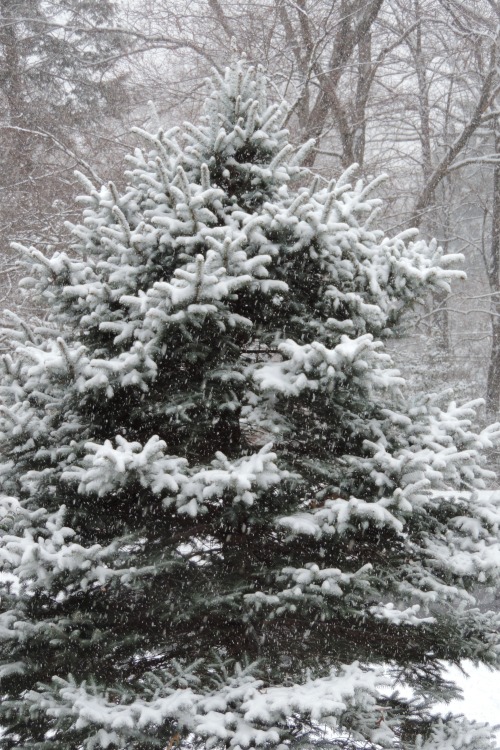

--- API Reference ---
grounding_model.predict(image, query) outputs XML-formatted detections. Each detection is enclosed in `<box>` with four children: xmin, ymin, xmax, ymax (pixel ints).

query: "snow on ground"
<box><xmin>438</xmin><ymin>662</ymin><xmax>500</xmax><ymax>744</ymax></box>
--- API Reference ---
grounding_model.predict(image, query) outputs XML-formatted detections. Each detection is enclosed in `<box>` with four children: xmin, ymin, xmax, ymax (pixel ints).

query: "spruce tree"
<box><xmin>1</xmin><ymin>61</ymin><xmax>500</xmax><ymax>750</ymax></box>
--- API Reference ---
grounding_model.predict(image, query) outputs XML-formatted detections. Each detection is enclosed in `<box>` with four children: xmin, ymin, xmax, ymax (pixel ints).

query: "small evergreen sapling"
<box><xmin>0</xmin><ymin>62</ymin><xmax>499</xmax><ymax>750</ymax></box>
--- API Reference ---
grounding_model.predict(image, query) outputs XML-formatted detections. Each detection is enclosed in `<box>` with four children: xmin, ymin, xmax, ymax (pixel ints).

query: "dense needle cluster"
<box><xmin>0</xmin><ymin>62</ymin><xmax>500</xmax><ymax>750</ymax></box>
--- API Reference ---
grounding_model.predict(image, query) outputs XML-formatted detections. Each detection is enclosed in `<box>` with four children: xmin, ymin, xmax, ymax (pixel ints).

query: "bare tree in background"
<box><xmin>119</xmin><ymin>0</ymin><xmax>392</xmax><ymax>171</ymax></box>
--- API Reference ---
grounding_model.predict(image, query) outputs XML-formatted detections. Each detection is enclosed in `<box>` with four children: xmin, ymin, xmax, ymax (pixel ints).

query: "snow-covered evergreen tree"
<box><xmin>1</xmin><ymin>61</ymin><xmax>500</xmax><ymax>750</ymax></box>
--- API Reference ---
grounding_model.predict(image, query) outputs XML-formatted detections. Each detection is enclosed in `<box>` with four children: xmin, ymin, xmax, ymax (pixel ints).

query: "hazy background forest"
<box><xmin>2</xmin><ymin>0</ymin><xmax>500</xmax><ymax>440</ymax></box>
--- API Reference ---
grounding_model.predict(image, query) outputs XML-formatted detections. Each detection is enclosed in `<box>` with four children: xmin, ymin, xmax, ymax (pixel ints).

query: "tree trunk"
<box><xmin>0</xmin><ymin>0</ymin><xmax>32</xmax><ymax>175</ymax></box>
<box><xmin>486</xmin><ymin>127</ymin><xmax>500</xmax><ymax>412</ymax></box>
<box><xmin>487</xmin><ymin>312</ymin><xmax>500</xmax><ymax>412</ymax></box>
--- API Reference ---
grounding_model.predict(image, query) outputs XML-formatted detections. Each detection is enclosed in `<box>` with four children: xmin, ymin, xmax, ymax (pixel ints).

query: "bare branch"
<box><xmin>0</xmin><ymin>125</ymin><xmax>103</xmax><ymax>183</ymax></box>
<box><xmin>411</xmin><ymin>41</ymin><xmax>498</xmax><ymax>226</ymax></box>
